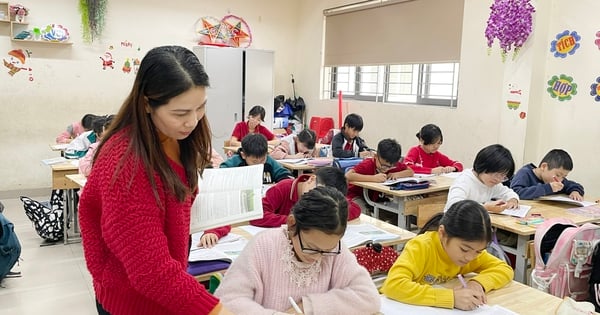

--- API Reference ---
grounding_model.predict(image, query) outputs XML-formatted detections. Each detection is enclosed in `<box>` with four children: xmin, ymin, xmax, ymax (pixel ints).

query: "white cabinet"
<box><xmin>193</xmin><ymin>46</ymin><xmax>274</xmax><ymax>155</ymax></box>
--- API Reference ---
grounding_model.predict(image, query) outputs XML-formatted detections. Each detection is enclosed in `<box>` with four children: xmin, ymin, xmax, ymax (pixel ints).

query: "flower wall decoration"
<box><xmin>485</xmin><ymin>0</ymin><xmax>535</xmax><ymax>62</ymax></box>
<box><xmin>9</xmin><ymin>4</ymin><xmax>29</xmax><ymax>17</ymax></box>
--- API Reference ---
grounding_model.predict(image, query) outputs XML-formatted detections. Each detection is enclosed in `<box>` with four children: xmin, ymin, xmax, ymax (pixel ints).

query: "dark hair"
<box><xmin>416</xmin><ymin>124</ymin><xmax>443</xmax><ymax>145</ymax></box>
<box><xmin>91</xmin><ymin>116</ymin><xmax>107</xmax><ymax>136</ymax></box>
<box><xmin>473</xmin><ymin>144</ymin><xmax>515</xmax><ymax>178</ymax></box>
<box><xmin>241</xmin><ymin>134</ymin><xmax>268</xmax><ymax>158</ymax></box>
<box><xmin>540</xmin><ymin>149</ymin><xmax>573</xmax><ymax>171</ymax></box>
<box><xmin>248</xmin><ymin>105</ymin><xmax>266</xmax><ymax>121</ymax></box>
<box><xmin>315</xmin><ymin>167</ymin><xmax>348</xmax><ymax>194</ymax></box>
<box><xmin>81</xmin><ymin>114</ymin><xmax>98</xmax><ymax>130</ymax></box>
<box><xmin>377</xmin><ymin>138</ymin><xmax>402</xmax><ymax>164</ymax></box>
<box><xmin>297</xmin><ymin>129</ymin><xmax>317</xmax><ymax>150</ymax></box>
<box><xmin>96</xmin><ymin>45</ymin><xmax>212</xmax><ymax>202</ymax></box>
<box><xmin>104</xmin><ymin>115</ymin><xmax>115</xmax><ymax>130</ymax></box>
<box><xmin>292</xmin><ymin>186</ymin><xmax>348</xmax><ymax>236</ymax></box>
<box><xmin>342</xmin><ymin>113</ymin><xmax>363</xmax><ymax>131</ymax></box>
<box><xmin>419</xmin><ymin>200</ymin><xmax>493</xmax><ymax>243</ymax></box>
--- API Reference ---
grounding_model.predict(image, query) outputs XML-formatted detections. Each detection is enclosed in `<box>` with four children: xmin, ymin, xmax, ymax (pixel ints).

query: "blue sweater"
<box><xmin>510</xmin><ymin>163</ymin><xmax>584</xmax><ymax>200</ymax></box>
<box><xmin>220</xmin><ymin>155</ymin><xmax>293</xmax><ymax>184</ymax></box>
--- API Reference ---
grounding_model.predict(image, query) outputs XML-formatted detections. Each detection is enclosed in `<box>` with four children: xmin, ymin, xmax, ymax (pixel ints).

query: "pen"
<box><xmin>289</xmin><ymin>296</ymin><xmax>303</xmax><ymax>314</ymax></box>
<box><xmin>553</xmin><ymin>176</ymin><xmax>559</xmax><ymax>182</ymax></box>
<box><xmin>457</xmin><ymin>274</ymin><xmax>468</xmax><ymax>288</ymax></box>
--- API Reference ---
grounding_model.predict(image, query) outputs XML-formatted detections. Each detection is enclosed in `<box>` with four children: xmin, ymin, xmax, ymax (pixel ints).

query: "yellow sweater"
<box><xmin>380</xmin><ymin>231</ymin><xmax>513</xmax><ymax>309</ymax></box>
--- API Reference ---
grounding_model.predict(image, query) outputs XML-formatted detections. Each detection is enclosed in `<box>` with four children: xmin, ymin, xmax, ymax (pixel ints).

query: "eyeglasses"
<box><xmin>297</xmin><ymin>232</ymin><xmax>341</xmax><ymax>256</ymax></box>
<box><xmin>490</xmin><ymin>173</ymin><xmax>509</xmax><ymax>182</ymax></box>
<box><xmin>377</xmin><ymin>156</ymin><xmax>395</xmax><ymax>170</ymax></box>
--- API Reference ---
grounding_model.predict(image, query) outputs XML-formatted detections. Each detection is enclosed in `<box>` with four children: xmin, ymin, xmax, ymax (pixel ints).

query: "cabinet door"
<box><xmin>193</xmin><ymin>46</ymin><xmax>243</xmax><ymax>155</ymax></box>
<box><xmin>244</xmin><ymin>49</ymin><xmax>274</xmax><ymax>131</ymax></box>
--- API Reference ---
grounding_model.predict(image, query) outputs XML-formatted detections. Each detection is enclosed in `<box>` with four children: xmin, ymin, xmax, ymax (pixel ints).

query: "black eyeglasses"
<box><xmin>297</xmin><ymin>232</ymin><xmax>341</xmax><ymax>256</ymax></box>
<box><xmin>377</xmin><ymin>156</ymin><xmax>395</xmax><ymax>170</ymax></box>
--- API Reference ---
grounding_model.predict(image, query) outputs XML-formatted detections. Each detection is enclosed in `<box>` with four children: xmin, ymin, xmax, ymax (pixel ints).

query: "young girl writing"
<box><xmin>404</xmin><ymin>124</ymin><xmax>463</xmax><ymax>175</ymax></box>
<box><xmin>270</xmin><ymin>128</ymin><xmax>318</xmax><ymax>160</ymax></box>
<box><xmin>380</xmin><ymin>200</ymin><xmax>514</xmax><ymax>311</ymax></box>
<box><xmin>215</xmin><ymin>186</ymin><xmax>380</xmax><ymax>314</ymax></box>
<box><xmin>444</xmin><ymin>144</ymin><xmax>519</xmax><ymax>213</ymax></box>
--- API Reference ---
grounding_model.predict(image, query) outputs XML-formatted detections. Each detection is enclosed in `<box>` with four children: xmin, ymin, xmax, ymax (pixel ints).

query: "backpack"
<box><xmin>531</xmin><ymin>218</ymin><xmax>600</xmax><ymax>301</ymax></box>
<box><xmin>589</xmin><ymin>242</ymin><xmax>600</xmax><ymax>311</ymax></box>
<box><xmin>486</xmin><ymin>228</ymin><xmax>512</xmax><ymax>267</ymax></box>
<box><xmin>353</xmin><ymin>241</ymin><xmax>398</xmax><ymax>275</ymax></box>
<box><xmin>0</xmin><ymin>212</ymin><xmax>21</xmax><ymax>282</ymax></box>
<box><xmin>20</xmin><ymin>190</ymin><xmax>65</xmax><ymax>242</ymax></box>
<box><xmin>332</xmin><ymin>157</ymin><xmax>363</xmax><ymax>173</ymax></box>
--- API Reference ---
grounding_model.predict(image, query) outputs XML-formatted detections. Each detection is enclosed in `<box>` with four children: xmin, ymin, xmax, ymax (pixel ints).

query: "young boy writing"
<box><xmin>346</xmin><ymin>138</ymin><xmax>414</xmax><ymax>214</ymax></box>
<box><xmin>220</xmin><ymin>133</ymin><xmax>293</xmax><ymax>184</ymax></box>
<box><xmin>331</xmin><ymin>113</ymin><xmax>373</xmax><ymax>158</ymax></box>
<box><xmin>251</xmin><ymin>166</ymin><xmax>362</xmax><ymax>227</ymax></box>
<box><xmin>510</xmin><ymin>149</ymin><xmax>584</xmax><ymax>200</ymax></box>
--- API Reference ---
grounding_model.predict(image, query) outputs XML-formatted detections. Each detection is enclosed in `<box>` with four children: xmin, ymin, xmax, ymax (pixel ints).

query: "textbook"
<box><xmin>382</xmin><ymin>177</ymin><xmax>431</xmax><ymax>186</ymax></box>
<box><xmin>500</xmin><ymin>204</ymin><xmax>531</xmax><ymax>218</ymax></box>
<box><xmin>190</xmin><ymin>164</ymin><xmax>264</xmax><ymax>233</ymax></box>
<box><xmin>188</xmin><ymin>232</ymin><xmax>248</xmax><ymax>263</ymax></box>
<box><xmin>343</xmin><ymin>224</ymin><xmax>400</xmax><ymax>248</ymax></box>
<box><xmin>537</xmin><ymin>195</ymin><xmax>597</xmax><ymax>207</ymax></box>
<box><xmin>379</xmin><ymin>296</ymin><xmax>518</xmax><ymax>315</ymax></box>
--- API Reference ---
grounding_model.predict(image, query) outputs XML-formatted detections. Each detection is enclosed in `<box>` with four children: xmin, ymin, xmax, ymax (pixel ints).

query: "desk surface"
<box><xmin>485</xmin><ymin>280</ymin><xmax>565</xmax><ymax>315</ymax></box>
<box><xmin>66</xmin><ymin>173</ymin><xmax>87</xmax><ymax>188</ymax></box>
<box><xmin>354</xmin><ymin>213</ymin><xmax>416</xmax><ymax>247</ymax></box>
<box><xmin>50</xmin><ymin>161</ymin><xmax>79</xmax><ymax>171</ymax></box>
<box><xmin>50</xmin><ymin>143</ymin><xmax>69</xmax><ymax>151</ymax></box>
<box><xmin>350</xmin><ymin>175</ymin><xmax>455</xmax><ymax>197</ymax></box>
<box><xmin>490</xmin><ymin>199</ymin><xmax>600</xmax><ymax>235</ymax></box>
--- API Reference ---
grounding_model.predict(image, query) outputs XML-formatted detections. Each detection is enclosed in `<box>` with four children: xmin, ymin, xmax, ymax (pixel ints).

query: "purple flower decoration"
<box><xmin>485</xmin><ymin>0</ymin><xmax>536</xmax><ymax>61</ymax></box>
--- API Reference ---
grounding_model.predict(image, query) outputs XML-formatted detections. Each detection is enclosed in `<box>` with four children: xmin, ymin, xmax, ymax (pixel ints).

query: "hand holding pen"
<box><xmin>550</xmin><ymin>176</ymin><xmax>564</xmax><ymax>193</ymax></box>
<box><xmin>454</xmin><ymin>274</ymin><xmax>486</xmax><ymax>311</ymax></box>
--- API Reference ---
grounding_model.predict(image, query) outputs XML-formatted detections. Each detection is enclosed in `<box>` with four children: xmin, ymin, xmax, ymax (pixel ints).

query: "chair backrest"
<box><xmin>309</xmin><ymin>116</ymin><xmax>335</xmax><ymax>142</ymax></box>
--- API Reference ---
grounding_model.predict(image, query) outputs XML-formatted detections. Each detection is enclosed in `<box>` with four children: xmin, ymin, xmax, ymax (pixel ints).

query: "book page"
<box><xmin>379</xmin><ymin>296</ymin><xmax>518</xmax><ymax>315</ymax></box>
<box><xmin>188</xmin><ymin>237</ymin><xmax>248</xmax><ymax>263</ymax></box>
<box><xmin>500</xmin><ymin>205</ymin><xmax>531</xmax><ymax>218</ymax></box>
<box><xmin>190</xmin><ymin>164</ymin><xmax>264</xmax><ymax>233</ymax></box>
<box><xmin>382</xmin><ymin>177</ymin><xmax>429</xmax><ymax>186</ymax></box>
<box><xmin>343</xmin><ymin>224</ymin><xmax>400</xmax><ymax>248</ymax></box>
<box><xmin>538</xmin><ymin>195</ymin><xmax>596</xmax><ymax>207</ymax></box>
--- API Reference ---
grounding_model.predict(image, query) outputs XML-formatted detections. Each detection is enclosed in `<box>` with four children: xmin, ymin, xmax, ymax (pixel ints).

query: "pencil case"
<box><xmin>389</xmin><ymin>181</ymin><xmax>430</xmax><ymax>190</ymax></box>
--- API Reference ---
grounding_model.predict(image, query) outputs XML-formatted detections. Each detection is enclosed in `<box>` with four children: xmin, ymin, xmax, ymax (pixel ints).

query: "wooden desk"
<box><xmin>278</xmin><ymin>158</ymin><xmax>333</xmax><ymax>175</ymax></box>
<box><xmin>51</xmin><ymin>162</ymin><xmax>79</xmax><ymax>190</ymax></box>
<box><xmin>49</xmin><ymin>143</ymin><xmax>69</xmax><ymax>151</ymax></box>
<box><xmin>490</xmin><ymin>199</ymin><xmax>600</xmax><ymax>284</ymax></box>
<box><xmin>350</xmin><ymin>176</ymin><xmax>454</xmax><ymax>229</ymax></box>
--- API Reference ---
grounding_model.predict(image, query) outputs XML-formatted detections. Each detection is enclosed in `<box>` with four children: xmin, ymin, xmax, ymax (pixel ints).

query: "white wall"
<box><xmin>0</xmin><ymin>0</ymin><xmax>300</xmax><ymax>192</ymax></box>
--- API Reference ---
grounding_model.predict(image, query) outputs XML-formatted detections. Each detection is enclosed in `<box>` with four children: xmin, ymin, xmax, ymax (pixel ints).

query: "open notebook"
<box><xmin>379</xmin><ymin>296</ymin><xmax>518</xmax><ymax>315</ymax></box>
<box><xmin>189</xmin><ymin>232</ymin><xmax>248</xmax><ymax>263</ymax></box>
<box><xmin>537</xmin><ymin>195</ymin><xmax>597</xmax><ymax>207</ymax></box>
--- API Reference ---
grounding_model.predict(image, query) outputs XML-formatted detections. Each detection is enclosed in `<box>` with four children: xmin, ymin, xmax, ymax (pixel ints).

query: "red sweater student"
<box><xmin>403</xmin><ymin>124</ymin><xmax>463</xmax><ymax>175</ymax></box>
<box><xmin>251</xmin><ymin>167</ymin><xmax>362</xmax><ymax>227</ymax></box>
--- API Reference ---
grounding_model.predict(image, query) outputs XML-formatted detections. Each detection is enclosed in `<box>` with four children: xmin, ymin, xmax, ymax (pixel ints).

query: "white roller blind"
<box><xmin>324</xmin><ymin>0</ymin><xmax>465</xmax><ymax>66</ymax></box>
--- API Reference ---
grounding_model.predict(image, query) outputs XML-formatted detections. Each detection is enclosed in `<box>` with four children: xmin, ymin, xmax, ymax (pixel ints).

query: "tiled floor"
<box><xmin>0</xmin><ymin>196</ymin><xmax>97</xmax><ymax>315</ymax></box>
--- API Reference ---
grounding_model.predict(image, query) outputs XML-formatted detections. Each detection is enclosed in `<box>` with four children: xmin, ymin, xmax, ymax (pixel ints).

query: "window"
<box><xmin>323</xmin><ymin>63</ymin><xmax>459</xmax><ymax>107</ymax></box>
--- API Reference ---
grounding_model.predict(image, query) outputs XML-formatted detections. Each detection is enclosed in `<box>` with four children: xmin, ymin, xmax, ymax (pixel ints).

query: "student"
<box><xmin>346</xmin><ymin>138</ymin><xmax>414</xmax><ymax>214</ymax></box>
<box><xmin>270</xmin><ymin>128</ymin><xmax>318</xmax><ymax>160</ymax></box>
<box><xmin>208</xmin><ymin>148</ymin><xmax>225</xmax><ymax>168</ymax></box>
<box><xmin>251</xmin><ymin>166</ymin><xmax>362</xmax><ymax>227</ymax></box>
<box><xmin>79</xmin><ymin>115</ymin><xmax>114</xmax><ymax>177</ymax></box>
<box><xmin>215</xmin><ymin>186</ymin><xmax>381</xmax><ymax>314</ymax></box>
<box><xmin>220</xmin><ymin>133</ymin><xmax>293</xmax><ymax>184</ymax></box>
<box><xmin>78</xmin><ymin>46</ymin><xmax>232</xmax><ymax>315</ymax></box>
<box><xmin>56</xmin><ymin>113</ymin><xmax>98</xmax><ymax>144</ymax></box>
<box><xmin>381</xmin><ymin>200</ymin><xmax>514</xmax><ymax>311</ymax></box>
<box><xmin>331</xmin><ymin>113</ymin><xmax>373</xmax><ymax>158</ymax></box>
<box><xmin>64</xmin><ymin>115</ymin><xmax>105</xmax><ymax>159</ymax></box>
<box><xmin>404</xmin><ymin>124</ymin><xmax>463</xmax><ymax>175</ymax></box>
<box><xmin>444</xmin><ymin>144</ymin><xmax>519</xmax><ymax>213</ymax></box>
<box><xmin>510</xmin><ymin>149</ymin><xmax>584</xmax><ymax>200</ymax></box>
<box><xmin>229</xmin><ymin>105</ymin><xmax>278</xmax><ymax>146</ymax></box>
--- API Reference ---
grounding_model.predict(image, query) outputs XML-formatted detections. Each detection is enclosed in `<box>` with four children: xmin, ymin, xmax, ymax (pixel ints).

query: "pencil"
<box><xmin>288</xmin><ymin>296</ymin><xmax>303</xmax><ymax>314</ymax></box>
<box><xmin>457</xmin><ymin>274</ymin><xmax>468</xmax><ymax>288</ymax></box>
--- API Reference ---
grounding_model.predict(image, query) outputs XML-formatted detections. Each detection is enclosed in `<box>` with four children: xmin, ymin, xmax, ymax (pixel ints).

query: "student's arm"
<box><xmin>381</xmin><ymin>239</ymin><xmax>455</xmax><ymax>308</ymax></box>
<box><xmin>229</xmin><ymin>136</ymin><xmax>241</xmax><ymax>147</ymax></box>
<box><xmin>331</xmin><ymin>133</ymin><xmax>355</xmax><ymax>158</ymax></box>
<box><xmin>78</xmin><ymin>143</ymin><xmax>97</xmax><ymax>176</ymax></box>
<box><xmin>56</xmin><ymin>126</ymin><xmax>74</xmax><ymax>144</ymax></box>
<box><xmin>403</xmin><ymin>147</ymin><xmax>431</xmax><ymax>174</ymax></box>
<box><xmin>509</xmin><ymin>169</ymin><xmax>550</xmax><ymax>200</ymax></box>
<box><xmin>267</xmin><ymin>157</ymin><xmax>294</xmax><ymax>182</ymax></box>
<box><xmin>437</xmin><ymin>151</ymin><xmax>464</xmax><ymax>172</ymax></box>
<box><xmin>250</xmin><ymin>183</ymin><xmax>290</xmax><ymax>227</ymax></box>
<box><xmin>444</xmin><ymin>182</ymin><xmax>470</xmax><ymax>211</ymax></box>
<box><xmin>562</xmin><ymin>179</ymin><xmax>584</xmax><ymax>197</ymax></box>
<box><xmin>269</xmin><ymin>141</ymin><xmax>290</xmax><ymax>160</ymax></box>
<box><xmin>199</xmin><ymin>225</ymin><xmax>232</xmax><ymax>248</ymax></box>
<box><xmin>229</xmin><ymin>122</ymin><xmax>244</xmax><ymax>147</ymax></box>
<box><xmin>387</xmin><ymin>163</ymin><xmax>414</xmax><ymax>180</ymax></box>
<box><xmin>347</xmin><ymin>198</ymin><xmax>362</xmax><ymax>221</ymax></box>
<box><xmin>492</xmin><ymin>184</ymin><xmax>519</xmax><ymax>207</ymax></box>
<box><xmin>301</xmin><ymin>247</ymin><xmax>381</xmax><ymax>315</ymax></box>
<box><xmin>463</xmin><ymin>252</ymin><xmax>514</xmax><ymax>293</ymax></box>
<box><xmin>345</xmin><ymin>169</ymin><xmax>386</xmax><ymax>183</ymax></box>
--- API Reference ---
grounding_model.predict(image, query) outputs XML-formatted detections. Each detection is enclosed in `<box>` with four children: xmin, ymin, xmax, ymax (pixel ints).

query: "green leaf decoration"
<box><xmin>79</xmin><ymin>0</ymin><xmax>107</xmax><ymax>43</ymax></box>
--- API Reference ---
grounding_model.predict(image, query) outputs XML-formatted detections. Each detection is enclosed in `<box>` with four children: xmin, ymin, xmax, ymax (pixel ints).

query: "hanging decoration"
<box><xmin>485</xmin><ymin>0</ymin><xmax>535</xmax><ymax>62</ymax></box>
<box><xmin>547</xmin><ymin>74</ymin><xmax>577</xmax><ymax>101</ymax></box>
<box><xmin>195</xmin><ymin>14</ymin><xmax>252</xmax><ymax>48</ymax></box>
<box><xmin>549</xmin><ymin>30</ymin><xmax>580</xmax><ymax>58</ymax></box>
<box><xmin>79</xmin><ymin>0</ymin><xmax>107</xmax><ymax>43</ymax></box>
<box><xmin>589</xmin><ymin>77</ymin><xmax>600</xmax><ymax>102</ymax></box>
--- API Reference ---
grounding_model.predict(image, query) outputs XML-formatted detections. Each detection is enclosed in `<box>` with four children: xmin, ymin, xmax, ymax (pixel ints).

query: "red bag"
<box><xmin>353</xmin><ymin>241</ymin><xmax>398</xmax><ymax>275</ymax></box>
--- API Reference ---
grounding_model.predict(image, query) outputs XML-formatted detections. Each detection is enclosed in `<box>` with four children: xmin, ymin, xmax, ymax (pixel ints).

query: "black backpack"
<box><xmin>20</xmin><ymin>190</ymin><xmax>65</xmax><ymax>242</ymax></box>
<box><xmin>589</xmin><ymin>242</ymin><xmax>600</xmax><ymax>311</ymax></box>
<box><xmin>0</xmin><ymin>211</ymin><xmax>21</xmax><ymax>283</ymax></box>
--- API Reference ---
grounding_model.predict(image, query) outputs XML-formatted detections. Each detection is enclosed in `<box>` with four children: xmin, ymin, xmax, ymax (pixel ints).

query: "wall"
<box><xmin>295</xmin><ymin>0</ymin><xmax>600</xmax><ymax>198</ymax></box>
<box><xmin>0</xmin><ymin>0</ymin><xmax>300</xmax><ymax>192</ymax></box>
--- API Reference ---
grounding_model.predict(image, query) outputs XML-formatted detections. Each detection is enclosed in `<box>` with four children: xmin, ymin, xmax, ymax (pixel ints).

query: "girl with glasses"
<box><xmin>215</xmin><ymin>186</ymin><xmax>380</xmax><ymax>314</ymax></box>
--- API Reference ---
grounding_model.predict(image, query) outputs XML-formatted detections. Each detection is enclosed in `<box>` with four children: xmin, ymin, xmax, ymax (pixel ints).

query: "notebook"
<box><xmin>379</xmin><ymin>296</ymin><xmax>518</xmax><ymax>315</ymax></box>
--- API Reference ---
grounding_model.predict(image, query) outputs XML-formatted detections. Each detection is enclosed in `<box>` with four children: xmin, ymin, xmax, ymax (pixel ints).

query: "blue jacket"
<box><xmin>510</xmin><ymin>163</ymin><xmax>584</xmax><ymax>200</ymax></box>
<box><xmin>220</xmin><ymin>155</ymin><xmax>293</xmax><ymax>184</ymax></box>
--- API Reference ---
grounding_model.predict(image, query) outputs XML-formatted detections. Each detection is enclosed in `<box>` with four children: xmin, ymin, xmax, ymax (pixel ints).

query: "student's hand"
<box><xmin>373</xmin><ymin>173</ymin><xmax>388</xmax><ymax>182</ymax></box>
<box><xmin>431</xmin><ymin>166</ymin><xmax>445</xmax><ymax>175</ymax></box>
<box><xmin>466</xmin><ymin>280</ymin><xmax>487</xmax><ymax>304</ymax></box>
<box><xmin>484</xmin><ymin>200</ymin><xmax>507</xmax><ymax>213</ymax></box>
<box><xmin>550</xmin><ymin>181</ymin><xmax>564</xmax><ymax>193</ymax></box>
<box><xmin>217</xmin><ymin>307</ymin><xmax>235</xmax><ymax>315</ymax></box>
<box><xmin>505</xmin><ymin>198</ymin><xmax>519</xmax><ymax>209</ymax></box>
<box><xmin>569</xmin><ymin>191</ymin><xmax>583</xmax><ymax>201</ymax></box>
<box><xmin>284</xmin><ymin>301</ymin><xmax>304</xmax><ymax>314</ymax></box>
<box><xmin>198</xmin><ymin>233</ymin><xmax>218</xmax><ymax>248</ymax></box>
<box><xmin>443</xmin><ymin>166</ymin><xmax>456</xmax><ymax>173</ymax></box>
<box><xmin>359</xmin><ymin>150</ymin><xmax>373</xmax><ymax>158</ymax></box>
<box><xmin>288</xmin><ymin>152</ymin><xmax>305</xmax><ymax>159</ymax></box>
<box><xmin>453</xmin><ymin>287</ymin><xmax>485</xmax><ymax>311</ymax></box>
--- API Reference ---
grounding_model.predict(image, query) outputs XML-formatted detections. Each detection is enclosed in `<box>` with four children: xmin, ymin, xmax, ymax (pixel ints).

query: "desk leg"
<box><xmin>514</xmin><ymin>235</ymin><xmax>529</xmax><ymax>284</ymax></box>
<box><xmin>63</xmin><ymin>188</ymin><xmax>81</xmax><ymax>245</ymax></box>
<box><xmin>63</xmin><ymin>189</ymin><xmax>70</xmax><ymax>245</ymax></box>
<box><xmin>360</xmin><ymin>188</ymin><xmax>408</xmax><ymax>230</ymax></box>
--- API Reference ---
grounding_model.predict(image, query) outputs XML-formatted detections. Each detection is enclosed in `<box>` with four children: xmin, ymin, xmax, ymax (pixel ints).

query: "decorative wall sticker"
<box><xmin>485</xmin><ymin>0</ymin><xmax>535</xmax><ymax>62</ymax></box>
<box><xmin>550</xmin><ymin>30</ymin><xmax>581</xmax><ymax>58</ymax></box>
<box><xmin>195</xmin><ymin>14</ymin><xmax>252</xmax><ymax>48</ymax></box>
<box><xmin>122</xmin><ymin>58</ymin><xmax>131</xmax><ymax>73</ymax></box>
<box><xmin>506</xmin><ymin>83</ymin><xmax>522</xmax><ymax>110</ymax></box>
<box><xmin>100</xmin><ymin>52</ymin><xmax>114</xmax><ymax>70</ymax></box>
<box><xmin>547</xmin><ymin>74</ymin><xmax>577</xmax><ymax>101</ymax></box>
<box><xmin>589</xmin><ymin>77</ymin><xmax>600</xmax><ymax>102</ymax></box>
<box><xmin>79</xmin><ymin>0</ymin><xmax>107</xmax><ymax>43</ymax></box>
<box><xmin>3</xmin><ymin>49</ymin><xmax>27</xmax><ymax>76</ymax></box>
<box><xmin>595</xmin><ymin>31</ymin><xmax>600</xmax><ymax>50</ymax></box>
<box><xmin>519</xmin><ymin>112</ymin><xmax>526</xmax><ymax>119</ymax></box>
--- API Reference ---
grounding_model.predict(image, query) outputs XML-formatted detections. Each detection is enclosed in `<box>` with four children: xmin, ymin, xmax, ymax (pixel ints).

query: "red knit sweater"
<box><xmin>79</xmin><ymin>129</ymin><xmax>221</xmax><ymax>315</ymax></box>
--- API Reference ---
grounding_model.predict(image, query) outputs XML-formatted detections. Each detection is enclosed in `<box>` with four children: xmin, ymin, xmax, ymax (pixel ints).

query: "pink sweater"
<box><xmin>79</xmin><ymin>129</ymin><xmax>221</xmax><ymax>315</ymax></box>
<box><xmin>56</xmin><ymin>121</ymin><xmax>85</xmax><ymax>143</ymax></box>
<box><xmin>215</xmin><ymin>228</ymin><xmax>380</xmax><ymax>315</ymax></box>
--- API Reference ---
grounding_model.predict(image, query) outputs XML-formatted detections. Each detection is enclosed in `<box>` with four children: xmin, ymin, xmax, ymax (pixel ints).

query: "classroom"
<box><xmin>1</xmin><ymin>0</ymin><xmax>599</xmax><ymax>314</ymax></box>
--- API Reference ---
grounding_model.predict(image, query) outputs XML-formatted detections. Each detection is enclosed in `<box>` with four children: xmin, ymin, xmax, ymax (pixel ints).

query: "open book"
<box><xmin>189</xmin><ymin>232</ymin><xmax>248</xmax><ymax>263</ymax></box>
<box><xmin>537</xmin><ymin>195</ymin><xmax>597</xmax><ymax>207</ymax></box>
<box><xmin>380</xmin><ymin>296</ymin><xmax>518</xmax><ymax>315</ymax></box>
<box><xmin>499</xmin><ymin>204</ymin><xmax>531</xmax><ymax>218</ymax></box>
<box><xmin>190</xmin><ymin>164</ymin><xmax>264</xmax><ymax>233</ymax></box>
<box><xmin>343</xmin><ymin>224</ymin><xmax>400</xmax><ymax>248</ymax></box>
<box><xmin>382</xmin><ymin>177</ymin><xmax>431</xmax><ymax>186</ymax></box>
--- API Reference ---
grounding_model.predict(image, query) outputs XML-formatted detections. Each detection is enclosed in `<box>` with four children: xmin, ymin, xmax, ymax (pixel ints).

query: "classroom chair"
<box><xmin>309</xmin><ymin>116</ymin><xmax>334</xmax><ymax>143</ymax></box>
